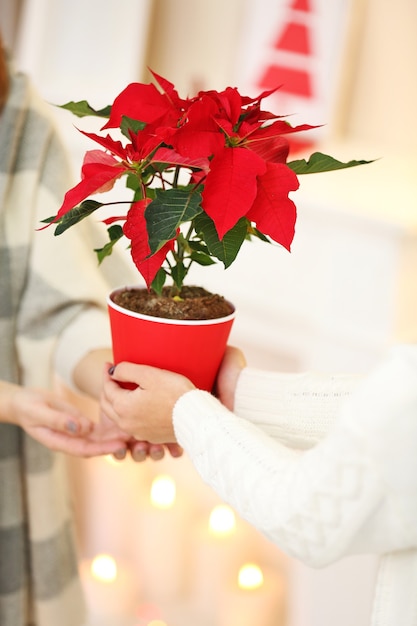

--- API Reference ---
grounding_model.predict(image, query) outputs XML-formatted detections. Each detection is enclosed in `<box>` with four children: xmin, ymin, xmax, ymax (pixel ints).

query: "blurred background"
<box><xmin>1</xmin><ymin>0</ymin><xmax>416</xmax><ymax>625</ymax></box>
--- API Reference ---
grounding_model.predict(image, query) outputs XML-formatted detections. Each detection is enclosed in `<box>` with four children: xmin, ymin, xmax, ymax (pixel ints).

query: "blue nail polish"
<box><xmin>133</xmin><ymin>449</ymin><xmax>146</xmax><ymax>462</ymax></box>
<box><xmin>66</xmin><ymin>420</ymin><xmax>78</xmax><ymax>434</ymax></box>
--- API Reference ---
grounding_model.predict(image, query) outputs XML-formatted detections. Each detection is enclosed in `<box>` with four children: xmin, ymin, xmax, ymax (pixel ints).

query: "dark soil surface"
<box><xmin>112</xmin><ymin>285</ymin><xmax>235</xmax><ymax>320</ymax></box>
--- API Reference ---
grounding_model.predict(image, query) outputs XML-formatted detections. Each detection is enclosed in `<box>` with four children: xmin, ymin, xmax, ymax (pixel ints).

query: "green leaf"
<box><xmin>126</xmin><ymin>172</ymin><xmax>141</xmax><ymax>192</ymax></box>
<box><xmin>57</xmin><ymin>101</ymin><xmax>111</xmax><ymax>118</ymax></box>
<box><xmin>288</xmin><ymin>152</ymin><xmax>374</xmax><ymax>175</ymax></box>
<box><xmin>151</xmin><ymin>268</ymin><xmax>166</xmax><ymax>295</ymax></box>
<box><xmin>188</xmin><ymin>240</ymin><xmax>212</xmax><ymax>255</ymax></box>
<box><xmin>53</xmin><ymin>200</ymin><xmax>103</xmax><ymax>235</ymax></box>
<box><xmin>94</xmin><ymin>225</ymin><xmax>124</xmax><ymax>264</ymax></box>
<box><xmin>146</xmin><ymin>188</ymin><xmax>203</xmax><ymax>253</ymax></box>
<box><xmin>247</xmin><ymin>225</ymin><xmax>271</xmax><ymax>243</ymax></box>
<box><xmin>194</xmin><ymin>214</ymin><xmax>248</xmax><ymax>268</ymax></box>
<box><xmin>190</xmin><ymin>250</ymin><xmax>217</xmax><ymax>266</ymax></box>
<box><xmin>171</xmin><ymin>262</ymin><xmax>187</xmax><ymax>290</ymax></box>
<box><xmin>40</xmin><ymin>215</ymin><xmax>59</xmax><ymax>224</ymax></box>
<box><xmin>120</xmin><ymin>115</ymin><xmax>146</xmax><ymax>138</ymax></box>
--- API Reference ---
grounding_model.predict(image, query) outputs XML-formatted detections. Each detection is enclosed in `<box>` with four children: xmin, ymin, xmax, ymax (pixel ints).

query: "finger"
<box><xmin>39</xmin><ymin>390</ymin><xmax>97</xmax><ymax>436</ymax></box>
<box><xmin>109</xmin><ymin>362</ymin><xmax>163</xmax><ymax>388</ymax></box>
<box><xmin>223</xmin><ymin>345</ymin><xmax>247</xmax><ymax>369</ymax></box>
<box><xmin>165</xmin><ymin>443</ymin><xmax>184</xmax><ymax>458</ymax></box>
<box><xmin>99</xmin><ymin>393</ymin><xmax>127</xmax><ymax>430</ymax></box>
<box><xmin>148</xmin><ymin>444</ymin><xmax>165</xmax><ymax>461</ymax></box>
<box><xmin>112</xmin><ymin>448</ymin><xmax>128</xmax><ymax>461</ymax></box>
<box><xmin>32</xmin><ymin>427</ymin><xmax>128</xmax><ymax>458</ymax></box>
<box><xmin>129</xmin><ymin>440</ymin><xmax>149</xmax><ymax>463</ymax></box>
<box><xmin>34</xmin><ymin>403</ymin><xmax>93</xmax><ymax>438</ymax></box>
<box><xmin>102</xmin><ymin>368</ymin><xmax>134</xmax><ymax>407</ymax></box>
<box><xmin>101</xmin><ymin>379</ymin><xmax>145</xmax><ymax>435</ymax></box>
<box><xmin>90</xmin><ymin>403</ymin><xmax>126</xmax><ymax>439</ymax></box>
<box><xmin>108</xmin><ymin>362</ymin><xmax>143</xmax><ymax>384</ymax></box>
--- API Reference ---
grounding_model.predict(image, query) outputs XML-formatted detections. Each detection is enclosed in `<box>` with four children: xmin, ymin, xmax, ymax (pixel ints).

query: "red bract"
<box><xmin>241</xmin><ymin>121</ymin><xmax>318</xmax><ymax>163</ymax></box>
<box><xmin>103</xmin><ymin>83</ymin><xmax>180</xmax><ymax>131</ymax></box>
<box><xmin>201</xmin><ymin>86</ymin><xmax>243</xmax><ymax>126</ymax></box>
<box><xmin>149</xmin><ymin>69</ymin><xmax>191</xmax><ymax>111</ymax></box>
<box><xmin>151</xmin><ymin>147</ymin><xmax>210</xmax><ymax>174</ymax></box>
<box><xmin>123</xmin><ymin>199</ymin><xmax>175</xmax><ymax>288</ymax></box>
<box><xmin>201</xmin><ymin>146</ymin><xmax>266</xmax><ymax>239</ymax></box>
<box><xmin>169</xmin><ymin>95</ymin><xmax>224</xmax><ymax>158</ymax></box>
<box><xmin>55</xmin><ymin>151</ymin><xmax>128</xmax><ymax>221</ymax></box>
<box><xmin>247</xmin><ymin>162</ymin><xmax>299</xmax><ymax>251</ymax></box>
<box><xmin>80</xmin><ymin>131</ymin><xmax>129</xmax><ymax>161</ymax></box>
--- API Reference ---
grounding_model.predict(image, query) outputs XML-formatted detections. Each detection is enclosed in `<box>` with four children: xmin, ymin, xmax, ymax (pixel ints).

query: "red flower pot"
<box><xmin>107</xmin><ymin>287</ymin><xmax>235</xmax><ymax>391</ymax></box>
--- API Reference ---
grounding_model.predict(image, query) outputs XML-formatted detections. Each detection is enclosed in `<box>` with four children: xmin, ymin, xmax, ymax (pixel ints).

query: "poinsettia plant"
<box><xmin>44</xmin><ymin>70</ymin><xmax>370</xmax><ymax>296</ymax></box>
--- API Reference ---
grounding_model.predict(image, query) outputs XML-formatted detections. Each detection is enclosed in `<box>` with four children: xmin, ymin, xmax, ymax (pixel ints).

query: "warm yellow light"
<box><xmin>150</xmin><ymin>475</ymin><xmax>176</xmax><ymax>509</ymax></box>
<box><xmin>105</xmin><ymin>454</ymin><xmax>120</xmax><ymax>466</ymax></box>
<box><xmin>90</xmin><ymin>554</ymin><xmax>117</xmax><ymax>583</ymax></box>
<box><xmin>208</xmin><ymin>504</ymin><xmax>236</xmax><ymax>536</ymax></box>
<box><xmin>238</xmin><ymin>563</ymin><xmax>264</xmax><ymax>590</ymax></box>
<box><xmin>147</xmin><ymin>621</ymin><xmax>167</xmax><ymax>626</ymax></box>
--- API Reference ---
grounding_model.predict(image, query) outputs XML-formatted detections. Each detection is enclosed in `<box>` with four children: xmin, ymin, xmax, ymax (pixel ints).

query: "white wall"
<box><xmin>145</xmin><ymin>0</ymin><xmax>245</xmax><ymax>95</ymax></box>
<box><xmin>15</xmin><ymin>0</ymin><xmax>152</xmax><ymax>103</ymax></box>
<box><xmin>339</xmin><ymin>0</ymin><xmax>417</xmax><ymax>154</ymax></box>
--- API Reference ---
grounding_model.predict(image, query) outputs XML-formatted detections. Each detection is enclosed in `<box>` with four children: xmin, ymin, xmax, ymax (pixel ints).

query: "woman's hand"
<box><xmin>71</xmin><ymin>348</ymin><xmax>182</xmax><ymax>461</ymax></box>
<box><xmin>101</xmin><ymin>362</ymin><xmax>195</xmax><ymax>443</ymax></box>
<box><xmin>0</xmin><ymin>382</ymin><xmax>128</xmax><ymax>457</ymax></box>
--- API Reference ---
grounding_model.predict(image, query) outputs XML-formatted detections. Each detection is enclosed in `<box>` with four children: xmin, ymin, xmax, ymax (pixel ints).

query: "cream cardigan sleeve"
<box><xmin>173</xmin><ymin>345</ymin><xmax>417</xmax><ymax>568</ymax></box>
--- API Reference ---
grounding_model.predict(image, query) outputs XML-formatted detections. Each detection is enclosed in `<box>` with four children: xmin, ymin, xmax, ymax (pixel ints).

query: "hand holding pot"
<box><xmin>101</xmin><ymin>362</ymin><xmax>195</xmax><ymax>443</ymax></box>
<box><xmin>100</xmin><ymin>346</ymin><xmax>246</xmax><ymax>444</ymax></box>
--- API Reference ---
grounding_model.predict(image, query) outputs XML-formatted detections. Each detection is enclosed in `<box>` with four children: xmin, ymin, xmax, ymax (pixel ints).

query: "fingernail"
<box><xmin>133</xmin><ymin>449</ymin><xmax>147</xmax><ymax>463</ymax></box>
<box><xmin>66</xmin><ymin>420</ymin><xmax>78</xmax><ymax>434</ymax></box>
<box><xmin>108</xmin><ymin>365</ymin><xmax>115</xmax><ymax>375</ymax></box>
<box><xmin>113</xmin><ymin>448</ymin><xmax>127</xmax><ymax>460</ymax></box>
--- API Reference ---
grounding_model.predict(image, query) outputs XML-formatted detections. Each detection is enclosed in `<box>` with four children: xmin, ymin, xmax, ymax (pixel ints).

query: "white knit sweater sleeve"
<box><xmin>173</xmin><ymin>345</ymin><xmax>417</xmax><ymax>567</ymax></box>
<box><xmin>234</xmin><ymin>368</ymin><xmax>360</xmax><ymax>448</ymax></box>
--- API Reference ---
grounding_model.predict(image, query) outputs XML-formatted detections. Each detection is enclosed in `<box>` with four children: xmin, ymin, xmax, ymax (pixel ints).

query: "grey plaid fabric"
<box><xmin>0</xmin><ymin>67</ymin><xmax>93</xmax><ymax>626</ymax></box>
